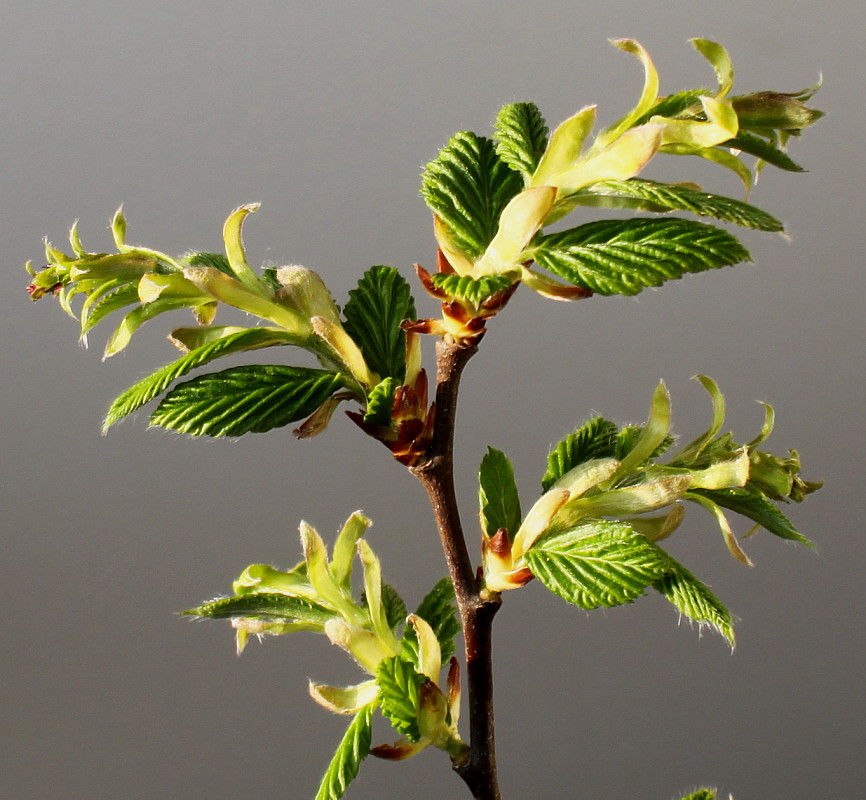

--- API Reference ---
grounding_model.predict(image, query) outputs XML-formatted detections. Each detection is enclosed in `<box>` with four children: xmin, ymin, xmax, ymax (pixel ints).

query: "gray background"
<box><xmin>2</xmin><ymin>2</ymin><xmax>863</xmax><ymax>798</ymax></box>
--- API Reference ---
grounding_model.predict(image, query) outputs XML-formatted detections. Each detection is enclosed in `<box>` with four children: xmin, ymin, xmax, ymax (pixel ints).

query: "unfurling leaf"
<box><xmin>493</xmin><ymin>101</ymin><xmax>550</xmax><ymax>180</ymax></box>
<box><xmin>315</xmin><ymin>703</ymin><xmax>375</xmax><ymax>800</ymax></box>
<box><xmin>479</xmin><ymin>446</ymin><xmax>522</xmax><ymax>539</ymax></box>
<box><xmin>342</xmin><ymin>266</ymin><xmax>417</xmax><ymax>382</ymax></box>
<box><xmin>377</xmin><ymin>656</ymin><xmax>425</xmax><ymax>742</ymax></box>
<box><xmin>542</xmin><ymin>417</ymin><xmax>619</xmax><ymax>491</ymax></box>
<box><xmin>182</xmin><ymin>592</ymin><xmax>334</xmax><ymax>626</ymax></box>
<box><xmin>149</xmin><ymin>364</ymin><xmax>346</xmax><ymax>437</ymax></box>
<box><xmin>401</xmin><ymin>578</ymin><xmax>460</xmax><ymax>666</ymax></box>
<box><xmin>421</xmin><ymin>132</ymin><xmax>523</xmax><ymax>262</ymax></box>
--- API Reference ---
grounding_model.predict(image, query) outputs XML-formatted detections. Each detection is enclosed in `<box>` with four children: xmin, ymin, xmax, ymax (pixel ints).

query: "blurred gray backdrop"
<box><xmin>2</xmin><ymin>2</ymin><xmax>863</xmax><ymax>798</ymax></box>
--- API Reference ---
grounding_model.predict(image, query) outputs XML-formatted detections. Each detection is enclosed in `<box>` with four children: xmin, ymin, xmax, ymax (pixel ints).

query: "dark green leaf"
<box><xmin>542</xmin><ymin>418</ymin><xmax>619</xmax><ymax>491</ymax></box>
<box><xmin>615</xmin><ymin>425</ymin><xmax>676</xmax><ymax>462</ymax></box>
<box><xmin>634</xmin><ymin>89</ymin><xmax>708</xmax><ymax>125</ymax></box>
<box><xmin>493</xmin><ymin>101</ymin><xmax>550</xmax><ymax>179</ymax></box>
<box><xmin>580</xmin><ymin>179</ymin><xmax>783</xmax><ymax>231</ymax></box>
<box><xmin>364</xmin><ymin>377</ymin><xmax>397</xmax><ymax>426</ymax></box>
<box><xmin>184</xmin><ymin>251</ymin><xmax>235</xmax><ymax>276</ymax></box>
<box><xmin>532</xmin><ymin>218</ymin><xmax>751</xmax><ymax>297</ymax></box>
<box><xmin>182</xmin><ymin>592</ymin><xmax>334</xmax><ymax>625</ymax></box>
<box><xmin>525</xmin><ymin>521</ymin><xmax>672</xmax><ymax>609</ymax></box>
<box><xmin>723</xmin><ymin>132</ymin><xmax>806</xmax><ymax>172</ymax></box>
<box><xmin>104</xmin><ymin>328</ymin><xmax>299</xmax><ymax>431</ymax></box>
<box><xmin>150</xmin><ymin>364</ymin><xmax>346</xmax><ymax>437</ymax></box>
<box><xmin>479</xmin><ymin>446</ymin><xmax>522</xmax><ymax>539</ymax></box>
<box><xmin>429</xmin><ymin>272</ymin><xmax>514</xmax><ymax>307</ymax></box>
<box><xmin>376</xmin><ymin>656</ymin><xmax>425</xmax><ymax>742</ymax></box>
<box><xmin>692</xmin><ymin>488</ymin><xmax>814</xmax><ymax>547</ymax></box>
<box><xmin>401</xmin><ymin>578</ymin><xmax>460</xmax><ymax>665</ymax></box>
<box><xmin>654</xmin><ymin>563</ymin><xmax>735</xmax><ymax>645</ymax></box>
<box><xmin>315</xmin><ymin>703</ymin><xmax>375</xmax><ymax>800</ymax></box>
<box><xmin>342</xmin><ymin>266</ymin><xmax>416</xmax><ymax>382</ymax></box>
<box><xmin>421</xmin><ymin>132</ymin><xmax>523</xmax><ymax>259</ymax></box>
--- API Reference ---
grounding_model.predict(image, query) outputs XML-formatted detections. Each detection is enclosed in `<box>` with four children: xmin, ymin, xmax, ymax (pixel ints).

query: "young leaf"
<box><xmin>542</xmin><ymin>417</ymin><xmax>619</xmax><ymax>491</ymax></box>
<box><xmin>342</xmin><ymin>266</ymin><xmax>416</xmax><ymax>382</ymax></box>
<box><xmin>104</xmin><ymin>328</ymin><xmax>300</xmax><ymax>431</ymax></box>
<box><xmin>149</xmin><ymin>364</ymin><xmax>346</xmax><ymax>437</ymax></box>
<box><xmin>429</xmin><ymin>273</ymin><xmax>514</xmax><ymax>307</ymax></box>
<box><xmin>678</xmin><ymin>790</ymin><xmax>717</xmax><ymax>800</ymax></box>
<box><xmin>524</xmin><ymin>520</ymin><xmax>672</xmax><ymax>609</ymax></box>
<box><xmin>364</xmin><ymin>377</ymin><xmax>397</xmax><ymax>425</ymax></box>
<box><xmin>691</xmin><ymin>487</ymin><xmax>814</xmax><ymax>547</ymax></box>
<box><xmin>182</xmin><ymin>592</ymin><xmax>334</xmax><ymax>626</ymax></box>
<box><xmin>401</xmin><ymin>578</ymin><xmax>461</xmax><ymax>665</ymax></box>
<box><xmin>184</xmin><ymin>250</ymin><xmax>235</xmax><ymax>275</ymax></box>
<box><xmin>376</xmin><ymin>656</ymin><xmax>425</xmax><ymax>742</ymax></box>
<box><xmin>80</xmin><ymin>283</ymin><xmax>140</xmax><ymax>336</ymax></box>
<box><xmin>654</xmin><ymin>563</ymin><xmax>735</xmax><ymax>645</ymax></box>
<box><xmin>578</xmin><ymin>179</ymin><xmax>784</xmax><ymax>231</ymax></box>
<box><xmin>493</xmin><ymin>101</ymin><xmax>550</xmax><ymax>180</ymax></box>
<box><xmin>421</xmin><ymin>132</ymin><xmax>523</xmax><ymax>260</ymax></box>
<box><xmin>315</xmin><ymin>703</ymin><xmax>375</xmax><ymax>800</ymax></box>
<box><xmin>479</xmin><ymin>446</ymin><xmax>522</xmax><ymax>539</ymax></box>
<box><xmin>380</xmin><ymin>584</ymin><xmax>408</xmax><ymax>632</ymax></box>
<box><xmin>725</xmin><ymin>131</ymin><xmax>806</xmax><ymax>172</ymax></box>
<box><xmin>531</xmin><ymin>218</ymin><xmax>751</xmax><ymax>297</ymax></box>
<box><xmin>103</xmin><ymin>297</ymin><xmax>204</xmax><ymax>358</ymax></box>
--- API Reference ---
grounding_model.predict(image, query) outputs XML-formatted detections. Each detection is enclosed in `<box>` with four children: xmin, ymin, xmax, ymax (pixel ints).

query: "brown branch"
<box><xmin>410</xmin><ymin>336</ymin><xmax>503</xmax><ymax>800</ymax></box>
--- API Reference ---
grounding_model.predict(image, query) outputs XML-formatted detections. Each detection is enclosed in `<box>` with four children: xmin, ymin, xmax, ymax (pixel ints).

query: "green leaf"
<box><xmin>376</xmin><ymin>656</ymin><xmax>425</xmax><ymax>742</ymax></box>
<box><xmin>692</xmin><ymin>487</ymin><xmax>814</xmax><ymax>547</ymax></box>
<box><xmin>678</xmin><ymin>790</ymin><xmax>717</xmax><ymax>800</ymax></box>
<box><xmin>724</xmin><ymin>131</ymin><xmax>806</xmax><ymax>172</ymax></box>
<box><xmin>531</xmin><ymin>218</ymin><xmax>751</xmax><ymax>297</ymax></box>
<box><xmin>429</xmin><ymin>272</ymin><xmax>514</xmax><ymax>307</ymax></box>
<box><xmin>80</xmin><ymin>283</ymin><xmax>140</xmax><ymax>336</ymax></box>
<box><xmin>104</xmin><ymin>328</ymin><xmax>300</xmax><ymax>431</ymax></box>
<box><xmin>633</xmin><ymin>88</ymin><xmax>709</xmax><ymax>126</ymax></box>
<box><xmin>342</xmin><ymin>266</ymin><xmax>416</xmax><ymax>382</ymax></box>
<box><xmin>421</xmin><ymin>131</ymin><xmax>523</xmax><ymax>260</ymax></box>
<box><xmin>479</xmin><ymin>446</ymin><xmax>522</xmax><ymax>539</ymax></box>
<box><xmin>542</xmin><ymin>418</ymin><xmax>619</xmax><ymax>491</ymax></box>
<box><xmin>493</xmin><ymin>101</ymin><xmax>550</xmax><ymax>180</ymax></box>
<box><xmin>654</xmin><ymin>563</ymin><xmax>735</xmax><ymax>645</ymax></box>
<box><xmin>150</xmin><ymin>364</ymin><xmax>346</xmax><ymax>437</ymax></box>
<box><xmin>184</xmin><ymin>250</ymin><xmax>235</xmax><ymax>275</ymax></box>
<box><xmin>525</xmin><ymin>520</ymin><xmax>672</xmax><ymax>609</ymax></box>
<box><xmin>182</xmin><ymin>592</ymin><xmax>334</xmax><ymax>625</ymax></box>
<box><xmin>401</xmin><ymin>578</ymin><xmax>460</xmax><ymax>665</ymax></box>
<box><xmin>578</xmin><ymin>179</ymin><xmax>783</xmax><ymax>231</ymax></box>
<box><xmin>315</xmin><ymin>703</ymin><xmax>375</xmax><ymax>800</ymax></box>
<box><xmin>103</xmin><ymin>297</ymin><xmax>203</xmax><ymax>357</ymax></box>
<box><xmin>380</xmin><ymin>584</ymin><xmax>408</xmax><ymax>631</ymax></box>
<box><xmin>364</xmin><ymin>377</ymin><xmax>397</xmax><ymax>426</ymax></box>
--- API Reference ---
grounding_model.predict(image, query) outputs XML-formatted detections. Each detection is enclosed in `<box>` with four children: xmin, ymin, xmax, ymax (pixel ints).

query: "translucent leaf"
<box><xmin>479</xmin><ymin>446</ymin><xmax>522</xmax><ymax>539</ymax></box>
<box><xmin>493</xmin><ymin>101</ymin><xmax>549</xmax><ymax>180</ymax></box>
<box><xmin>542</xmin><ymin>417</ymin><xmax>619</xmax><ymax>491</ymax></box>
<box><xmin>104</xmin><ymin>328</ymin><xmax>300</xmax><ymax>431</ymax></box>
<box><xmin>376</xmin><ymin>656</ymin><xmax>425</xmax><ymax>742</ymax></box>
<box><xmin>309</xmin><ymin>680</ymin><xmax>380</xmax><ymax>715</ymax></box>
<box><xmin>331</xmin><ymin>511</ymin><xmax>372</xmax><ymax>591</ymax></box>
<box><xmin>421</xmin><ymin>132</ymin><xmax>523</xmax><ymax>260</ymax></box>
<box><xmin>654</xmin><ymin>563</ymin><xmax>735</xmax><ymax>645</ymax></box>
<box><xmin>314</xmin><ymin>703</ymin><xmax>375</xmax><ymax>800</ymax></box>
<box><xmin>524</xmin><ymin>520</ymin><xmax>672</xmax><ymax>609</ymax></box>
<box><xmin>222</xmin><ymin>203</ymin><xmax>269</xmax><ymax>296</ymax></box>
<box><xmin>149</xmin><ymin>364</ymin><xmax>346</xmax><ymax>437</ymax></box>
<box><xmin>182</xmin><ymin>592</ymin><xmax>334</xmax><ymax>626</ymax></box>
<box><xmin>531</xmin><ymin>218</ymin><xmax>751</xmax><ymax>297</ymax></box>
<box><xmin>577</xmin><ymin>179</ymin><xmax>783</xmax><ymax>231</ymax></box>
<box><xmin>531</xmin><ymin>106</ymin><xmax>597</xmax><ymax>188</ymax></box>
<box><xmin>401</xmin><ymin>578</ymin><xmax>460</xmax><ymax>666</ymax></box>
<box><xmin>342</xmin><ymin>266</ymin><xmax>417</xmax><ymax>382</ymax></box>
<box><xmin>80</xmin><ymin>283</ymin><xmax>140</xmax><ymax>337</ymax></box>
<box><xmin>103</xmin><ymin>297</ymin><xmax>203</xmax><ymax>358</ymax></box>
